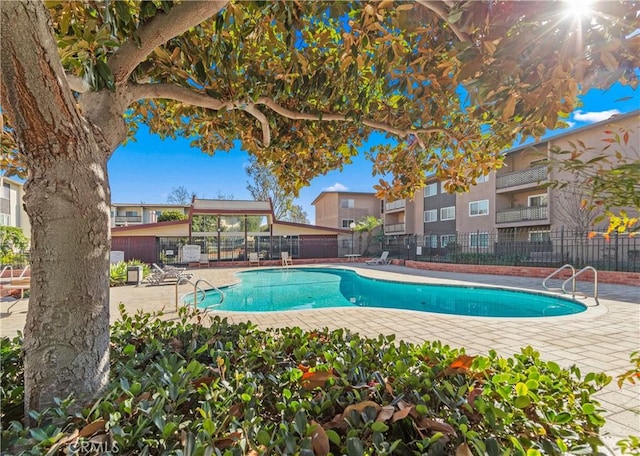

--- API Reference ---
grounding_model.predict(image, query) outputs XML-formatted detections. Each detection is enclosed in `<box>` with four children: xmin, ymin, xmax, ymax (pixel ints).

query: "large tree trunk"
<box><xmin>22</xmin><ymin>147</ymin><xmax>111</xmax><ymax>413</ymax></box>
<box><xmin>1</xmin><ymin>1</ymin><xmax>112</xmax><ymax>413</ymax></box>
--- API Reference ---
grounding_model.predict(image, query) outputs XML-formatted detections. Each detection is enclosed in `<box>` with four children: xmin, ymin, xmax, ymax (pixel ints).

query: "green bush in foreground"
<box><xmin>1</xmin><ymin>307</ymin><xmax>615</xmax><ymax>455</ymax></box>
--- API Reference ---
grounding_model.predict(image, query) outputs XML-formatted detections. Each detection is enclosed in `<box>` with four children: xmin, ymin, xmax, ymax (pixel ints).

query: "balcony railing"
<box><xmin>496</xmin><ymin>206</ymin><xmax>548</xmax><ymax>224</ymax></box>
<box><xmin>385</xmin><ymin>200</ymin><xmax>406</xmax><ymax>211</ymax></box>
<box><xmin>384</xmin><ymin>222</ymin><xmax>406</xmax><ymax>233</ymax></box>
<box><xmin>114</xmin><ymin>215</ymin><xmax>142</xmax><ymax>223</ymax></box>
<box><xmin>496</xmin><ymin>166</ymin><xmax>547</xmax><ymax>189</ymax></box>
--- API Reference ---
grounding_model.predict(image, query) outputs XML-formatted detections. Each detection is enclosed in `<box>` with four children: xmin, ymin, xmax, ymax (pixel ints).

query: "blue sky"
<box><xmin>108</xmin><ymin>83</ymin><xmax>639</xmax><ymax>222</ymax></box>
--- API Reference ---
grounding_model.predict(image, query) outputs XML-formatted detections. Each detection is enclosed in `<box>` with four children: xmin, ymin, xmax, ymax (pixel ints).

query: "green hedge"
<box><xmin>0</xmin><ymin>307</ymin><xmax>619</xmax><ymax>455</ymax></box>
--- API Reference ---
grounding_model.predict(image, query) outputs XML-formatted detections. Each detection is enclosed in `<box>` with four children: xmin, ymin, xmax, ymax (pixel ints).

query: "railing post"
<box><xmin>560</xmin><ymin>226</ymin><xmax>565</xmax><ymax>265</ymax></box>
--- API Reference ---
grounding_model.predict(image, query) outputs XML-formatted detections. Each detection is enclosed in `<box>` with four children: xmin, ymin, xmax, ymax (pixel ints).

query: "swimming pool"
<box><xmin>189</xmin><ymin>267</ymin><xmax>586</xmax><ymax>318</ymax></box>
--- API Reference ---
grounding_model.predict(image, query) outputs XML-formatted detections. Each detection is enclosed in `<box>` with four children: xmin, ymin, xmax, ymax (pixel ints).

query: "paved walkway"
<box><xmin>1</xmin><ymin>264</ymin><xmax>638</xmax><ymax>452</ymax></box>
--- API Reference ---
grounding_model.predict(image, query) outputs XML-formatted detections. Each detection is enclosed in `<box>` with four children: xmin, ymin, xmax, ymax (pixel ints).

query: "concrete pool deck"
<box><xmin>1</xmin><ymin>263</ymin><xmax>638</xmax><ymax>451</ymax></box>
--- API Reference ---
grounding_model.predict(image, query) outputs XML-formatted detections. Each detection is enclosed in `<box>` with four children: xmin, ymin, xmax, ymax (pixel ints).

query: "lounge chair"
<box><xmin>281</xmin><ymin>251</ymin><xmax>292</xmax><ymax>267</ymax></box>
<box><xmin>365</xmin><ymin>251</ymin><xmax>390</xmax><ymax>265</ymax></box>
<box><xmin>249</xmin><ymin>252</ymin><xmax>260</xmax><ymax>266</ymax></box>
<box><xmin>147</xmin><ymin>263</ymin><xmax>193</xmax><ymax>285</ymax></box>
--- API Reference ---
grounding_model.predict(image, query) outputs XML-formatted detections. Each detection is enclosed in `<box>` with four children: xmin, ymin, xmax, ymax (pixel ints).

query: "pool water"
<box><xmin>191</xmin><ymin>268</ymin><xmax>586</xmax><ymax>318</ymax></box>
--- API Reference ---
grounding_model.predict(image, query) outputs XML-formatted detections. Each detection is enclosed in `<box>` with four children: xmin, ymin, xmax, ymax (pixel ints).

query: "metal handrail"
<box><xmin>174</xmin><ymin>277</ymin><xmax>224</xmax><ymax>311</ymax></box>
<box><xmin>193</xmin><ymin>278</ymin><xmax>225</xmax><ymax>307</ymax></box>
<box><xmin>543</xmin><ymin>264</ymin><xmax>576</xmax><ymax>293</ymax></box>
<box><xmin>0</xmin><ymin>265</ymin><xmax>14</xmax><ymax>281</ymax></box>
<box><xmin>562</xmin><ymin>266</ymin><xmax>598</xmax><ymax>300</ymax></box>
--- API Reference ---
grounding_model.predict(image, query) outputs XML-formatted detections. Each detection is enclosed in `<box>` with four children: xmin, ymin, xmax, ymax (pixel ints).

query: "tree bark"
<box><xmin>22</xmin><ymin>144</ymin><xmax>111</xmax><ymax>413</ymax></box>
<box><xmin>1</xmin><ymin>1</ymin><xmax>111</xmax><ymax>413</ymax></box>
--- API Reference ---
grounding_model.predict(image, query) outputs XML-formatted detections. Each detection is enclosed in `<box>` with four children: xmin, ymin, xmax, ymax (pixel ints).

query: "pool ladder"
<box><xmin>175</xmin><ymin>277</ymin><xmax>224</xmax><ymax>311</ymax></box>
<box><xmin>542</xmin><ymin>264</ymin><xmax>598</xmax><ymax>301</ymax></box>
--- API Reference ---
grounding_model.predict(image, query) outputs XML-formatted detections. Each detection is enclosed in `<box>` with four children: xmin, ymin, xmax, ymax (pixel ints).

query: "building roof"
<box><xmin>191</xmin><ymin>198</ymin><xmax>272</xmax><ymax>213</ymax></box>
<box><xmin>504</xmin><ymin>109</ymin><xmax>639</xmax><ymax>156</ymax></box>
<box><xmin>311</xmin><ymin>191</ymin><xmax>378</xmax><ymax>206</ymax></box>
<box><xmin>110</xmin><ymin>202</ymin><xmax>190</xmax><ymax>208</ymax></box>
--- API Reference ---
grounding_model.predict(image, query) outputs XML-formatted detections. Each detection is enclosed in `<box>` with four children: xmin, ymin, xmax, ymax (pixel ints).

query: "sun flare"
<box><xmin>563</xmin><ymin>0</ymin><xmax>594</xmax><ymax>18</ymax></box>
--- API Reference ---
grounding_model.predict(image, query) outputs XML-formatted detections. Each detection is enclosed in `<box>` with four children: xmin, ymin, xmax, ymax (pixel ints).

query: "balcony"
<box><xmin>384</xmin><ymin>222</ymin><xmax>405</xmax><ymax>234</ymax></box>
<box><xmin>385</xmin><ymin>200</ymin><xmax>406</xmax><ymax>212</ymax></box>
<box><xmin>496</xmin><ymin>206</ymin><xmax>548</xmax><ymax>224</ymax></box>
<box><xmin>496</xmin><ymin>166</ymin><xmax>547</xmax><ymax>190</ymax></box>
<box><xmin>114</xmin><ymin>215</ymin><xmax>142</xmax><ymax>224</ymax></box>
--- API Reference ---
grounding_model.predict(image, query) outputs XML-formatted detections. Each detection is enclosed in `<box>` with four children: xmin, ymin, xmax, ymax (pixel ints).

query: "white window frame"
<box><xmin>440</xmin><ymin>181</ymin><xmax>447</xmax><ymax>193</ymax></box>
<box><xmin>441</xmin><ymin>234</ymin><xmax>456</xmax><ymax>247</ymax></box>
<box><xmin>476</xmin><ymin>174</ymin><xmax>489</xmax><ymax>184</ymax></box>
<box><xmin>470</xmin><ymin>232</ymin><xmax>490</xmax><ymax>248</ymax></box>
<box><xmin>341</xmin><ymin>198</ymin><xmax>355</xmax><ymax>208</ymax></box>
<box><xmin>424</xmin><ymin>209</ymin><xmax>438</xmax><ymax>223</ymax></box>
<box><xmin>440</xmin><ymin>206</ymin><xmax>455</xmax><ymax>221</ymax></box>
<box><xmin>424</xmin><ymin>183</ymin><xmax>438</xmax><ymax>198</ymax></box>
<box><xmin>528</xmin><ymin>194</ymin><xmax>548</xmax><ymax>207</ymax></box>
<box><xmin>341</xmin><ymin>219</ymin><xmax>355</xmax><ymax>228</ymax></box>
<box><xmin>528</xmin><ymin>230</ymin><xmax>551</xmax><ymax>242</ymax></box>
<box><xmin>469</xmin><ymin>200</ymin><xmax>489</xmax><ymax>217</ymax></box>
<box><xmin>425</xmin><ymin>235</ymin><xmax>438</xmax><ymax>248</ymax></box>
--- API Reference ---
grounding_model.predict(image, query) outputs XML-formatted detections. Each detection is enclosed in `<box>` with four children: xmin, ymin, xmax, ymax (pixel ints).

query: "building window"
<box><xmin>341</xmin><ymin>199</ymin><xmax>354</xmax><ymax>208</ymax></box>
<box><xmin>528</xmin><ymin>194</ymin><xmax>548</xmax><ymax>207</ymax></box>
<box><xmin>476</xmin><ymin>174</ymin><xmax>489</xmax><ymax>184</ymax></box>
<box><xmin>424</xmin><ymin>209</ymin><xmax>437</xmax><ymax>223</ymax></box>
<box><xmin>425</xmin><ymin>235</ymin><xmax>438</xmax><ymax>248</ymax></box>
<box><xmin>341</xmin><ymin>219</ymin><xmax>355</xmax><ymax>228</ymax></box>
<box><xmin>470</xmin><ymin>232</ymin><xmax>490</xmax><ymax>247</ymax></box>
<box><xmin>440</xmin><ymin>206</ymin><xmax>455</xmax><ymax>221</ymax></box>
<box><xmin>424</xmin><ymin>183</ymin><xmax>438</xmax><ymax>198</ymax></box>
<box><xmin>529</xmin><ymin>230</ymin><xmax>551</xmax><ymax>242</ymax></box>
<box><xmin>125</xmin><ymin>210</ymin><xmax>138</xmax><ymax>217</ymax></box>
<box><xmin>469</xmin><ymin>200</ymin><xmax>489</xmax><ymax>216</ymax></box>
<box><xmin>441</xmin><ymin>234</ymin><xmax>457</xmax><ymax>247</ymax></box>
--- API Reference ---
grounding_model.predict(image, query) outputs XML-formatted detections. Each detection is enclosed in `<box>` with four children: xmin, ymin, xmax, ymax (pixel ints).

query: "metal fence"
<box><xmin>380</xmin><ymin>228</ymin><xmax>640</xmax><ymax>272</ymax></box>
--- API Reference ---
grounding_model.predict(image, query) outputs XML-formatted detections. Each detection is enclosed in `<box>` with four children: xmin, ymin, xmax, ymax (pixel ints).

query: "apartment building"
<box><xmin>382</xmin><ymin>188</ymin><xmax>424</xmax><ymax>237</ymax></box>
<box><xmin>110</xmin><ymin>203</ymin><xmax>189</xmax><ymax>227</ymax></box>
<box><xmin>0</xmin><ymin>176</ymin><xmax>30</xmax><ymax>238</ymax></box>
<box><xmin>422</xmin><ymin>178</ymin><xmax>458</xmax><ymax>251</ymax></box>
<box><xmin>381</xmin><ymin>110</ymin><xmax>638</xmax><ymax>253</ymax></box>
<box><xmin>312</xmin><ymin>191</ymin><xmax>381</xmax><ymax>229</ymax></box>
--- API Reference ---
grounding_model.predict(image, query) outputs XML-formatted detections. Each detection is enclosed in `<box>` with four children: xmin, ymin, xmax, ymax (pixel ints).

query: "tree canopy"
<box><xmin>8</xmin><ymin>0</ymin><xmax>635</xmax><ymax>199</ymax></box>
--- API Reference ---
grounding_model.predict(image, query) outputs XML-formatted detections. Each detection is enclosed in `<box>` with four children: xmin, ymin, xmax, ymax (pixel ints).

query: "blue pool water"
<box><xmin>190</xmin><ymin>268</ymin><xmax>586</xmax><ymax>318</ymax></box>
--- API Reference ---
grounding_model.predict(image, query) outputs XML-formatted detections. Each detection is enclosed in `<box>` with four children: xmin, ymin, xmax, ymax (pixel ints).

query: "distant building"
<box><xmin>0</xmin><ymin>176</ymin><xmax>30</xmax><ymax>238</ymax></box>
<box><xmin>111</xmin><ymin>198</ymin><xmax>348</xmax><ymax>264</ymax></box>
<box><xmin>110</xmin><ymin>203</ymin><xmax>189</xmax><ymax>227</ymax></box>
<box><xmin>312</xmin><ymin>191</ymin><xmax>381</xmax><ymax>229</ymax></box>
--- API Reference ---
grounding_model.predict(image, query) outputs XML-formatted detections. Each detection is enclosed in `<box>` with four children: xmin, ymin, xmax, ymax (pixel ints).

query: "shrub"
<box><xmin>1</xmin><ymin>306</ymin><xmax>614</xmax><ymax>455</ymax></box>
<box><xmin>109</xmin><ymin>260</ymin><xmax>151</xmax><ymax>287</ymax></box>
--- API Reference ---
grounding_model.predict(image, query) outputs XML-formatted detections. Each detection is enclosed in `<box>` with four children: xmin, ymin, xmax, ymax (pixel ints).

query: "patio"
<box><xmin>1</xmin><ymin>263</ymin><xmax>638</xmax><ymax>451</ymax></box>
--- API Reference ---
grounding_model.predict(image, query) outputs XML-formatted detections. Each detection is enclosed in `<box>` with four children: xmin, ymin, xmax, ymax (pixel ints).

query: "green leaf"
<box><xmin>581</xmin><ymin>403</ymin><xmax>596</xmax><ymax>415</ymax></box>
<box><xmin>515</xmin><ymin>382</ymin><xmax>528</xmax><ymax>396</ymax></box>
<box><xmin>347</xmin><ymin>437</ymin><xmax>364</xmax><ymax>456</ymax></box>
<box><xmin>257</xmin><ymin>429</ymin><xmax>271</xmax><ymax>446</ymax></box>
<box><xmin>325</xmin><ymin>429</ymin><xmax>340</xmax><ymax>445</ymax></box>
<box><xmin>514</xmin><ymin>395</ymin><xmax>530</xmax><ymax>409</ymax></box>
<box><xmin>371</xmin><ymin>421</ymin><xmax>389</xmax><ymax>433</ymax></box>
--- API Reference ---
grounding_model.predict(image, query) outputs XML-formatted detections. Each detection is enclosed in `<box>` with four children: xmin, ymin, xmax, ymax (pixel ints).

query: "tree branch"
<box><xmin>415</xmin><ymin>0</ymin><xmax>471</xmax><ymax>43</ymax></box>
<box><xmin>126</xmin><ymin>84</ymin><xmax>456</xmax><ymax>147</ymax></box>
<box><xmin>255</xmin><ymin>97</ymin><xmax>455</xmax><ymax>142</ymax></box>
<box><xmin>108</xmin><ymin>1</ymin><xmax>228</xmax><ymax>85</ymax></box>
<box><xmin>65</xmin><ymin>73</ymin><xmax>89</xmax><ymax>93</ymax></box>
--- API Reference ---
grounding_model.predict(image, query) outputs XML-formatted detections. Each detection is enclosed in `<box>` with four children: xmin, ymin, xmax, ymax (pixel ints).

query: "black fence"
<box><xmin>380</xmin><ymin>228</ymin><xmax>640</xmax><ymax>272</ymax></box>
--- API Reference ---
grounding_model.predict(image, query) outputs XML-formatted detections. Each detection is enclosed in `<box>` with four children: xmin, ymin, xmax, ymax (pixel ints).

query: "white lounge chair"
<box><xmin>281</xmin><ymin>251</ymin><xmax>292</xmax><ymax>267</ymax></box>
<box><xmin>249</xmin><ymin>252</ymin><xmax>260</xmax><ymax>266</ymax></box>
<box><xmin>148</xmin><ymin>263</ymin><xmax>192</xmax><ymax>285</ymax></box>
<box><xmin>365</xmin><ymin>251</ymin><xmax>390</xmax><ymax>265</ymax></box>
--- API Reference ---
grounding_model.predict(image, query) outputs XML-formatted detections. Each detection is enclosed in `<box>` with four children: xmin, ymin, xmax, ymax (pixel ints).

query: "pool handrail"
<box><xmin>543</xmin><ymin>264</ymin><xmax>576</xmax><ymax>294</ymax></box>
<box><xmin>192</xmin><ymin>278</ymin><xmax>224</xmax><ymax>308</ymax></box>
<box><xmin>562</xmin><ymin>266</ymin><xmax>598</xmax><ymax>301</ymax></box>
